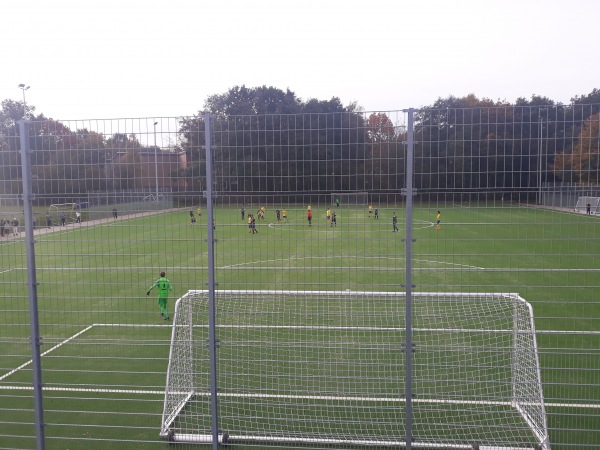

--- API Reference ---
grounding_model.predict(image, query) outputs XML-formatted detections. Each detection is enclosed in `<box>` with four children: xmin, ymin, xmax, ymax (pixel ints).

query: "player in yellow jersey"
<box><xmin>282</xmin><ymin>209</ymin><xmax>288</xmax><ymax>222</ymax></box>
<box><xmin>436</xmin><ymin>211</ymin><xmax>441</xmax><ymax>230</ymax></box>
<box><xmin>368</xmin><ymin>205</ymin><xmax>373</xmax><ymax>218</ymax></box>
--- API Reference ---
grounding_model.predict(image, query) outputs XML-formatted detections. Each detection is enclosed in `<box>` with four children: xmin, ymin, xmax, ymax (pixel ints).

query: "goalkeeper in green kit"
<box><xmin>147</xmin><ymin>271</ymin><xmax>173</xmax><ymax>320</ymax></box>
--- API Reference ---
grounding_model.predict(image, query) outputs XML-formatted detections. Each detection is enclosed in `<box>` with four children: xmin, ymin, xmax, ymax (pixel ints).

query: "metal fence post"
<box><xmin>404</xmin><ymin>108</ymin><xmax>415</xmax><ymax>450</ymax></box>
<box><xmin>204</xmin><ymin>114</ymin><xmax>220</xmax><ymax>450</ymax></box>
<box><xmin>19</xmin><ymin>120</ymin><xmax>46</xmax><ymax>450</ymax></box>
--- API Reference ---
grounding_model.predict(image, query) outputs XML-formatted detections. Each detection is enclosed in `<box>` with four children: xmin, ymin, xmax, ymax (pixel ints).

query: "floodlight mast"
<box><xmin>154</xmin><ymin>121</ymin><xmax>159</xmax><ymax>203</ymax></box>
<box><xmin>18</xmin><ymin>84</ymin><xmax>30</xmax><ymax>119</ymax></box>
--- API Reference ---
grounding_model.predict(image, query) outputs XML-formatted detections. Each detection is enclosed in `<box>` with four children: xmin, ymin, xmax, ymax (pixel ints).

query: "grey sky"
<box><xmin>4</xmin><ymin>0</ymin><xmax>599</xmax><ymax>120</ymax></box>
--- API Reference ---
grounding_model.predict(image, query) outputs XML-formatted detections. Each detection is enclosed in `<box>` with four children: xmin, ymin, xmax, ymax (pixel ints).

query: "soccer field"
<box><xmin>1</xmin><ymin>204</ymin><xmax>599</xmax><ymax>449</ymax></box>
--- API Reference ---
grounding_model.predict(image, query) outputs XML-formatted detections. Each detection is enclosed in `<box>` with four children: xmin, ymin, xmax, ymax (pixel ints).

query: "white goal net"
<box><xmin>48</xmin><ymin>203</ymin><xmax>80</xmax><ymax>225</ymax></box>
<box><xmin>161</xmin><ymin>290</ymin><xmax>550</xmax><ymax>450</ymax></box>
<box><xmin>330</xmin><ymin>192</ymin><xmax>369</xmax><ymax>205</ymax></box>
<box><xmin>575</xmin><ymin>196</ymin><xmax>600</xmax><ymax>214</ymax></box>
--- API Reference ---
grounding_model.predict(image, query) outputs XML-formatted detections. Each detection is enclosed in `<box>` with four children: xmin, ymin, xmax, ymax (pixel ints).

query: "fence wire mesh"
<box><xmin>0</xmin><ymin>105</ymin><xmax>599</xmax><ymax>449</ymax></box>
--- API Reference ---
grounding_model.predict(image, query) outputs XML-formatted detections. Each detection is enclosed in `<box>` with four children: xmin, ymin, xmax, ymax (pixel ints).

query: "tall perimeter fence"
<box><xmin>1</xmin><ymin>105</ymin><xmax>599</xmax><ymax>450</ymax></box>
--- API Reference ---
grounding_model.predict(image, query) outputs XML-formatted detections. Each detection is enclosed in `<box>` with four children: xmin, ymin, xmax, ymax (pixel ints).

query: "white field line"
<box><xmin>0</xmin><ymin>269</ymin><xmax>12</xmax><ymax>275</ymax></box>
<box><xmin>91</xmin><ymin>323</ymin><xmax>600</xmax><ymax>335</ymax></box>
<box><xmin>6</xmin><ymin>267</ymin><xmax>600</xmax><ymax>274</ymax></box>
<box><xmin>0</xmin><ymin>385</ymin><xmax>596</xmax><ymax>410</ymax></box>
<box><xmin>0</xmin><ymin>325</ymin><xmax>94</xmax><ymax>382</ymax></box>
<box><xmin>4</xmin><ymin>246</ymin><xmax>600</xmax><ymax>273</ymax></box>
<box><xmin>0</xmin><ymin>323</ymin><xmax>598</xmax><ymax>410</ymax></box>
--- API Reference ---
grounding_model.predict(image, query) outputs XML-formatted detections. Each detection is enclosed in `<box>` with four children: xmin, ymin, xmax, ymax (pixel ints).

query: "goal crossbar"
<box><xmin>330</xmin><ymin>192</ymin><xmax>369</xmax><ymax>205</ymax></box>
<box><xmin>575</xmin><ymin>196</ymin><xmax>600</xmax><ymax>213</ymax></box>
<box><xmin>161</xmin><ymin>290</ymin><xmax>550</xmax><ymax>450</ymax></box>
<box><xmin>48</xmin><ymin>203</ymin><xmax>80</xmax><ymax>224</ymax></box>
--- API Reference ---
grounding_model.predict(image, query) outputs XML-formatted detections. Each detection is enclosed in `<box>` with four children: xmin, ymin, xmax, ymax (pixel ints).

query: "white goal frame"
<box><xmin>330</xmin><ymin>192</ymin><xmax>369</xmax><ymax>205</ymax></box>
<box><xmin>574</xmin><ymin>196</ymin><xmax>600</xmax><ymax>214</ymax></box>
<box><xmin>48</xmin><ymin>203</ymin><xmax>80</xmax><ymax>224</ymax></box>
<box><xmin>160</xmin><ymin>290</ymin><xmax>550</xmax><ymax>450</ymax></box>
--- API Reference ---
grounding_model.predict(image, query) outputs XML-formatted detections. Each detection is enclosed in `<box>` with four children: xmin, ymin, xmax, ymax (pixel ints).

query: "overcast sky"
<box><xmin>3</xmin><ymin>0</ymin><xmax>599</xmax><ymax>121</ymax></box>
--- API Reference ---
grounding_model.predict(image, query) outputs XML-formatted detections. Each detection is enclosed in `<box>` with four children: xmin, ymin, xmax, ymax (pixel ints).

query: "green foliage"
<box><xmin>3</xmin><ymin>89</ymin><xmax>600</xmax><ymax>203</ymax></box>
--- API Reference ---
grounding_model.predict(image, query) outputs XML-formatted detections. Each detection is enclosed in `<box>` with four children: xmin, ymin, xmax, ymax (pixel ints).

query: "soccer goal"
<box><xmin>330</xmin><ymin>192</ymin><xmax>369</xmax><ymax>205</ymax></box>
<box><xmin>48</xmin><ymin>203</ymin><xmax>80</xmax><ymax>224</ymax></box>
<box><xmin>161</xmin><ymin>290</ymin><xmax>550</xmax><ymax>450</ymax></box>
<box><xmin>574</xmin><ymin>196</ymin><xmax>600</xmax><ymax>213</ymax></box>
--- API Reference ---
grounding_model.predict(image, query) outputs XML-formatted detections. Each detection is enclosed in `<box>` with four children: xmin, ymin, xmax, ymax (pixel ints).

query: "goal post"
<box><xmin>48</xmin><ymin>203</ymin><xmax>80</xmax><ymax>224</ymax></box>
<box><xmin>330</xmin><ymin>192</ymin><xmax>369</xmax><ymax>206</ymax></box>
<box><xmin>161</xmin><ymin>290</ymin><xmax>550</xmax><ymax>450</ymax></box>
<box><xmin>575</xmin><ymin>196</ymin><xmax>600</xmax><ymax>213</ymax></box>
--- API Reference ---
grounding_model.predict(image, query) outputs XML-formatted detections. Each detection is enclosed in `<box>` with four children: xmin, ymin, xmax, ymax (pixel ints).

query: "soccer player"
<box><xmin>190</xmin><ymin>213</ymin><xmax>196</xmax><ymax>224</ymax></box>
<box><xmin>436</xmin><ymin>211</ymin><xmax>441</xmax><ymax>230</ymax></box>
<box><xmin>76</xmin><ymin>210</ymin><xmax>81</xmax><ymax>223</ymax></box>
<box><xmin>60</xmin><ymin>211</ymin><xmax>66</xmax><ymax>226</ymax></box>
<box><xmin>586</xmin><ymin>203</ymin><xmax>591</xmax><ymax>215</ymax></box>
<box><xmin>282</xmin><ymin>209</ymin><xmax>288</xmax><ymax>222</ymax></box>
<box><xmin>197</xmin><ymin>207</ymin><xmax>202</xmax><ymax>218</ymax></box>
<box><xmin>112</xmin><ymin>208</ymin><xmax>118</xmax><ymax>219</ymax></box>
<box><xmin>336</xmin><ymin>198</ymin><xmax>340</xmax><ymax>208</ymax></box>
<box><xmin>248</xmin><ymin>214</ymin><xmax>253</xmax><ymax>233</ymax></box>
<box><xmin>392</xmin><ymin>212</ymin><xmax>398</xmax><ymax>232</ymax></box>
<box><xmin>307</xmin><ymin>208</ymin><xmax>312</xmax><ymax>226</ymax></box>
<box><xmin>147</xmin><ymin>271</ymin><xmax>173</xmax><ymax>320</ymax></box>
<box><xmin>276</xmin><ymin>209</ymin><xmax>281</xmax><ymax>222</ymax></box>
<box><xmin>326</xmin><ymin>208</ymin><xmax>331</xmax><ymax>225</ymax></box>
<box><xmin>374</xmin><ymin>207</ymin><xmax>379</xmax><ymax>219</ymax></box>
<box><xmin>241</xmin><ymin>206</ymin><xmax>245</xmax><ymax>220</ymax></box>
<box><xmin>331</xmin><ymin>211</ymin><xmax>337</xmax><ymax>227</ymax></box>
<box><xmin>12</xmin><ymin>218</ymin><xmax>19</xmax><ymax>236</ymax></box>
<box><xmin>368</xmin><ymin>205</ymin><xmax>373</xmax><ymax>218</ymax></box>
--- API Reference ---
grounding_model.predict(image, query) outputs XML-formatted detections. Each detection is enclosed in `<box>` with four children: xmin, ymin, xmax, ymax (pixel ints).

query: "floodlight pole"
<box><xmin>538</xmin><ymin>115</ymin><xmax>543</xmax><ymax>205</ymax></box>
<box><xmin>19</xmin><ymin>119</ymin><xmax>46</xmax><ymax>450</ymax></box>
<box><xmin>18</xmin><ymin>84</ymin><xmax>30</xmax><ymax>119</ymax></box>
<box><xmin>153</xmin><ymin>121</ymin><xmax>159</xmax><ymax>203</ymax></box>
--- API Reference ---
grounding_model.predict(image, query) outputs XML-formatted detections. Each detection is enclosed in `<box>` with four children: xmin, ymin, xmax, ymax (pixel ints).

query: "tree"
<box><xmin>105</xmin><ymin>133</ymin><xmax>142</xmax><ymax>190</ymax></box>
<box><xmin>204</xmin><ymin>85</ymin><xmax>301</xmax><ymax>116</ymax></box>
<box><xmin>180</xmin><ymin>87</ymin><xmax>368</xmax><ymax>197</ymax></box>
<box><xmin>552</xmin><ymin>112</ymin><xmax>600</xmax><ymax>183</ymax></box>
<box><xmin>367</xmin><ymin>113</ymin><xmax>395</xmax><ymax>142</ymax></box>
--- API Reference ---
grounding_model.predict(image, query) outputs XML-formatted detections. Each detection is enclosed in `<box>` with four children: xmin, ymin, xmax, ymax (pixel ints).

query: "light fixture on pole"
<box><xmin>18</xmin><ymin>84</ymin><xmax>30</xmax><ymax>118</ymax></box>
<box><xmin>154</xmin><ymin>121</ymin><xmax>159</xmax><ymax>203</ymax></box>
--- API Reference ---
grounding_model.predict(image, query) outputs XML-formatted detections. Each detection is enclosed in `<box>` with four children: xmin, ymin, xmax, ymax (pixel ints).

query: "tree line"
<box><xmin>1</xmin><ymin>86</ymin><xmax>599</xmax><ymax>204</ymax></box>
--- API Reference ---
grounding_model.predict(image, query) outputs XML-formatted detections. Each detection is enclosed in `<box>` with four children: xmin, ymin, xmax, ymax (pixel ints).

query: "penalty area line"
<box><xmin>0</xmin><ymin>385</ymin><xmax>164</xmax><ymax>395</ymax></box>
<box><xmin>0</xmin><ymin>325</ymin><xmax>94</xmax><ymax>382</ymax></box>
